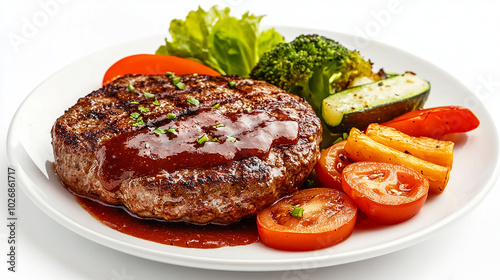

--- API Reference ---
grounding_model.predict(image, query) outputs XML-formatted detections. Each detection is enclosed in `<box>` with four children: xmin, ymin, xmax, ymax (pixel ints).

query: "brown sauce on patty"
<box><xmin>97</xmin><ymin>109</ymin><xmax>299</xmax><ymax>192</ymax></box>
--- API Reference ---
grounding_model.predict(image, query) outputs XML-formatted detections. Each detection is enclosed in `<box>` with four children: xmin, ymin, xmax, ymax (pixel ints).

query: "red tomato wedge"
<box><xmin>315</xmin><ymin>140</ymin><xmax>355</xmax><ymax>190</ymax></box>
<box><xmin>257</xmin><ymin>188</ymin><xmax>357</xmax><ymax>251</ymax></box>
<box><xmin>381</xmin><ymin>106</ymin><xmax>480</xmax><ymax>138</ymax></box>
<box><xmin>342</xmin><ymin>162</ymin><xmax>429</xmax><ymax>225</ymax></box>
<box><xmin>102</xmin><ymin>54</ymin><xmax>220</xmax><ymax>86</ymax></box>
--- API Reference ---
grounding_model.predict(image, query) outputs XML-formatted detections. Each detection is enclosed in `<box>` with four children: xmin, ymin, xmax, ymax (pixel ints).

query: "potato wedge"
<box><xmin>365</xmin><ymin>123</ymin><xmax>454</xmax><ymax>167</ymax></box>
<box><xmin>344</xmin><ymin>127</ymin><xmax>450</xmax><ymax>194</ymax></box>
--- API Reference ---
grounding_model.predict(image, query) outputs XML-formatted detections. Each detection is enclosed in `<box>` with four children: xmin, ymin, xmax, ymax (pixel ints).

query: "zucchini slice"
<box><xmin>322</xmin><ymin>72</ymin><xmax>430</xmax><ymax>133</ymax></box>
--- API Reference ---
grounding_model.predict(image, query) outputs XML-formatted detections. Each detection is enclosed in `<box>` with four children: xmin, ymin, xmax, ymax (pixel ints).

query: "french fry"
<box><xmin>344</xmin><ymin>127</ymin><xmax>451</xmax><ymax>194</ymax></box>
<box><xmin>365</xmin><ymin>123</ymin><xmax>454</xmax><ymax>168</ymax></box>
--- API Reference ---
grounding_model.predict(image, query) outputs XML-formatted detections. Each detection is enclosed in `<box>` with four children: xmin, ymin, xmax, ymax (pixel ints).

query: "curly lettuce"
<box><xmin>156</xmin><ymin>6</ymin><xmax>284</xmax><ymax>77</ymax></box>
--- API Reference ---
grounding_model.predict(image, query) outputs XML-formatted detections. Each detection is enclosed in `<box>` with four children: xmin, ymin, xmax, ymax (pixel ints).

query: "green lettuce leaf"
<box><xmin>155</xmin><ymin>6</ymin><xmax>284</xmax><ymax>77</ymax></box>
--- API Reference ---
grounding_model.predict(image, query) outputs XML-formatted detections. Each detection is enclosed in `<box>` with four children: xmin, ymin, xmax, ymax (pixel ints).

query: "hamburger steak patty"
<box><xmin>51</xmin><ymin>74</ymin><xmax>322</xmax><ymax>224</ymax></box>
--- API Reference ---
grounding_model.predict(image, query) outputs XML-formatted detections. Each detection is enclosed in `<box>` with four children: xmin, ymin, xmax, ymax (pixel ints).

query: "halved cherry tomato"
<box><xmin>256</xmin><ymin>188</ymin><xmax>357</xmax><ymax>251</ymax></box>
<box><xmin>102</xmin><ymin>54</ymin><xmax>220</xmax><ymax>85</ymax></box>
<box><xmin>342</xmin><ymin>162</ymin><xmax>429</xmax><ymax>224</ymax></box>
<box><xmin>381</xmin><ymin>106</ymin><xmax>480</xmax><ymax>138</ymax></box>
<box><xmin>315</xmin><ymin>140</ymin><xmax>355</xmax><ymax>190</ymax></box>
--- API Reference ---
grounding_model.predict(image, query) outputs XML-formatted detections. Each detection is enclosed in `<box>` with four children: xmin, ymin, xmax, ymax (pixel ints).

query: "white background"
<box><xmin>1</xmin><ymin>0</ymin><xmax>500</xmax><ymax>279</ymax></box>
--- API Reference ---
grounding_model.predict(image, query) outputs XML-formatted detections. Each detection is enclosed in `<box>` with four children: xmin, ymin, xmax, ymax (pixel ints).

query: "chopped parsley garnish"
<box><xmin>154</xmin><ymin>128</ymin><xmax>166</xmax><ymax>134</ymax></box>
<box><xmin>197</xmin><ymin>134</ymin><xmax>209</xmax><ymax>144</ymax></box>
<box><xmin>154</xmin><ymin>127</ymin><xmax>177</xmax><ymax>135</ymax></box>
<box><xmin>166</xmin><ymin>112</ymin><xmax>176</xmax><ymax>119</ymax></box>
<box><xmin>172</xmin><ymin>76</ymin><xmax>181</xmax><ymax>85</ymax></box>
<box><xmin>211</xmin><ymin>103</ymin><xmax>220</xmax><ymax>109</ymax></box>
<box><xmin>130</xmin><ymin>101</ymin><xmax>140</xmax><ymax>105</ymax></box>
<box><xmin>171</xmin><ymin>76</ymin><xmax>186</xmax><ymax>90</ymax></box>
<box><xmin>144</xmin><ymin>92</ymin><xmax>155</xmax><ymax>99</ymax></box>
<box><xmin>167</xmin><ymin>127</ymin><xmax>178</xmax><ymax>135</ymax></box>
<box><xmin>132</xmin><ymin>116</ymin><xmax>144</xmax><ymax>126</ymax></box>
<box><xmin>213</xmin><ymin>123</ymin><xmax>225</xmax><ymax>129</ymax></box>
<box><xmin>153</xmin><ymin>99</ymin><xmax>160</xmax><ymax>106</ymax></box>
<box><xmin>127</xmin><ymin>84</ymin><xmax>136</xmax><ymax>92</ymax></box>
<box><xmin>228</xmin><ymin>80</ymin><xmax>237</xmax><ymax>88</ymax></box>
<box><xmin>244</xmin><ymin>106</ymin><xmax>252</xmax><ymax>112</ymax></box>
<box><xmin>226</xmin><ymin>135</ymin><xmax>237</xmax><ymax>142</ymax></box>
<box><xmin>176</xmin><ymin>82</ymin><xmax>186</xmax><ymax>90</ymax></box>
<box><xmin>130</xmin><ymin>112</ymin><xmax>140</xmax><ymax>119</ymax></box>
<box><xmin>166</xmin><ymin>71</ymin><xmax>175</xmax><ymax>78</ymax></box>
<box><xmin>138</xmin><ymin>106</ymin><xmax>149</xmax><ymax>113</ymax></box>
<box><xmin>211</xmin><ymin>137</ymin><xmax>219</xmax><ymax>142</ymax></box>
<box><xmin>187</xmin><ymin>97</ymin><xmax>200</xmax><ymax>106</ymax></box>
<box><xmin>290</xmin><ymin>205</ymin><xmax>304</xmax><ymax>218</ymax></box>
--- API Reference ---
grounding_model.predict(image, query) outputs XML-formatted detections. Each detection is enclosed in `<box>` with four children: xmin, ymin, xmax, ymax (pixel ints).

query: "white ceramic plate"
<box><xmin>7</xmin><ymin>26</ymin><xmax>500</xmax><ymax>271</ymax></box>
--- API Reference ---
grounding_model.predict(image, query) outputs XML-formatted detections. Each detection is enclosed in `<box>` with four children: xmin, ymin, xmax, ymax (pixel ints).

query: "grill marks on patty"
<box><xmin>51</xmin><ymin>74</ymin><xmax>322</xmax><ymax>224</ymax></box>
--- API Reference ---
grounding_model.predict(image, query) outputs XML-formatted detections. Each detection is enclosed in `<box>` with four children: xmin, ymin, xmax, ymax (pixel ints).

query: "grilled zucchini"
<box><xmin>322</xmin><ymin>72</ymin><xmax>430</xmax><ymax>133</ymax></box>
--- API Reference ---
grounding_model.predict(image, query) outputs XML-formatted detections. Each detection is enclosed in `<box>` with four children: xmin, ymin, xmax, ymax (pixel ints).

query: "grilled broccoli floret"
<box><xmin>250</xmin><ymin>34</ymin><xmax>380</xmax><ymax>115</ymax></box>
